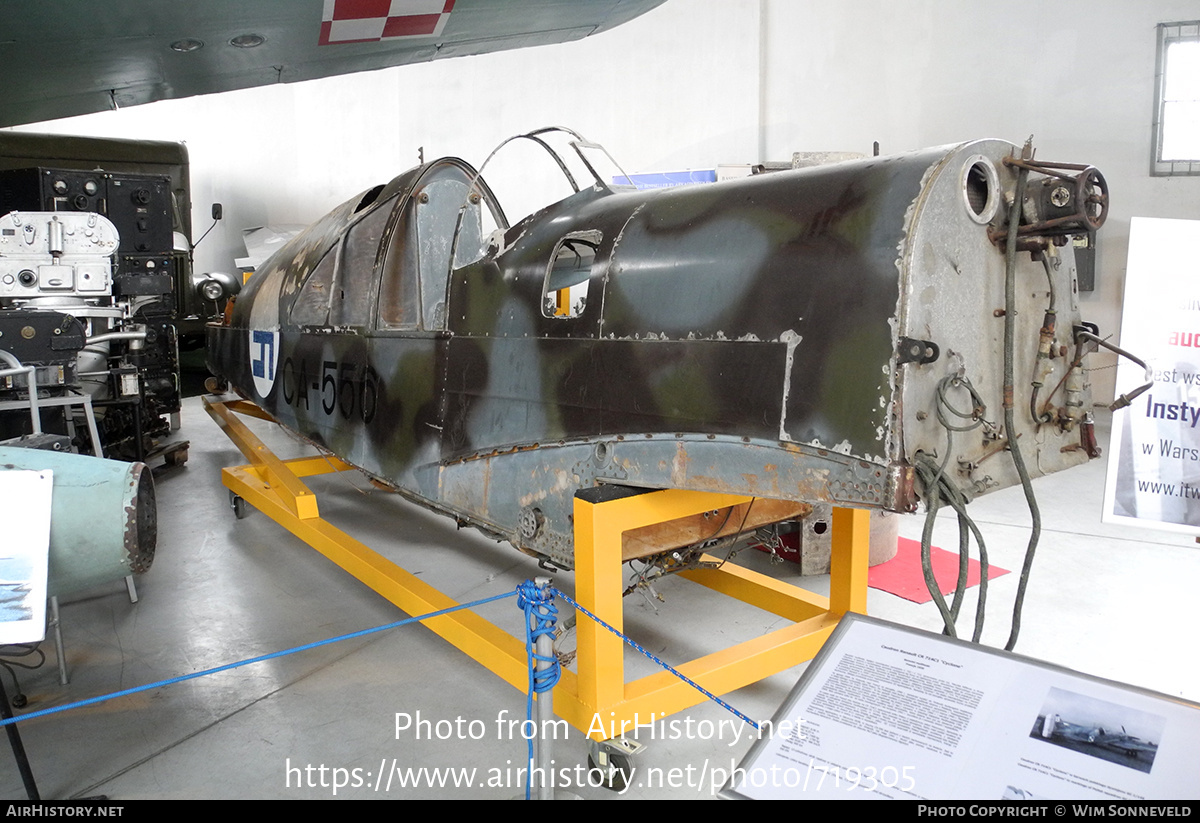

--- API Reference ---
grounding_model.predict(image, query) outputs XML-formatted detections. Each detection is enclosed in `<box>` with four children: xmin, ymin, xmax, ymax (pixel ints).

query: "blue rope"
<box><xmin>551</xmin><ymin>587</ymin><xmax>759</xmax><ymax>731</ymax></box>
<box><xmin>0</xmin><ymin>590</ymin><xmax>519</xmax><ymax>729</ymax></box>
<box><xmin>516</xmin><ymin>580</ymin><xmax>560</xmax><ymax>800</ymax></box>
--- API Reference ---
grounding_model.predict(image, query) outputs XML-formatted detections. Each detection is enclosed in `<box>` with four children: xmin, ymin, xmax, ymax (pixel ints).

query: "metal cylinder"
<box><xmin>0</xmin><ymin>447</ymin><xmax>156</xmax><ymax>596</ymax></box>
<box><xmin>47</xmin><ymin>217</ymin><xmax>63</xmax><ymax>257</ymax></box>
<box><xmin>533</xmin><ymin>576</ymin><xmax>554</xmax><ymax>801</ymax></box>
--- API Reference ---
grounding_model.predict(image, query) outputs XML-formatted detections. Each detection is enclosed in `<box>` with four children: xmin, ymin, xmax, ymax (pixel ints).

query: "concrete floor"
<box><xmin>2</xmin><ymin>400</ymin><xmax>1197</xmax><ymax>800</ymax></box>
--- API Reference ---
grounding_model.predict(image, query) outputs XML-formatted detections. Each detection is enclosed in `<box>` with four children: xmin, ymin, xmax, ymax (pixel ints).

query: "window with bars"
<box><xmin>1153</xmin><ymin>21</ymin><xmax>1200</xmax><ymax>176</ymax></box>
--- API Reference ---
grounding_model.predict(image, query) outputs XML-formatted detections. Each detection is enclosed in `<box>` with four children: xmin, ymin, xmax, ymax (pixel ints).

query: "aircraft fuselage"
<box><xmin>208</xmin><ymin>134</ymin><xmax>1106</xmax><ymax>568</ymax></box>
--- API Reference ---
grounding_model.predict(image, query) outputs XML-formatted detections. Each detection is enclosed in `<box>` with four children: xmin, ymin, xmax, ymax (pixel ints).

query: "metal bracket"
<box><xmin>896</xmin><ymin>337</ymin><xmax>940</xmax><ymax>365</ymax></box>
<box><xmin>586</xmin><ymin>736</ymin><xmax>644</xmax><ymax>792</ymax></box>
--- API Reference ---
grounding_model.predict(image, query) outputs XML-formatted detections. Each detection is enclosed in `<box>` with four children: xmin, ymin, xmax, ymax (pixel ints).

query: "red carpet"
<box><xmin>867</xmin><ymin>537</ymin><xmax>1009</xmax><ymax>603</ymax></box>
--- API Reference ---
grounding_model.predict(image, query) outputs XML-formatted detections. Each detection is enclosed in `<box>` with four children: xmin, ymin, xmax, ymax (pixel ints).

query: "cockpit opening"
<box><xmin>468</xmin><ymin>127</ymin><xmax>634</xmax><ymax>235</ymax></box>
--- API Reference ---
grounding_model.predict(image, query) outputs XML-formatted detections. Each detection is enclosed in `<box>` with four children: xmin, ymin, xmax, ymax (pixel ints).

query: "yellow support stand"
<box><xmin>569</xmin><ymin>491</ymin><xmax>868</xmax><ymax>737</ymax></box>
<box><xmin>204</xmin><ymin>398</ymin><xmax>871</xmax><ymax>739</ymax></box>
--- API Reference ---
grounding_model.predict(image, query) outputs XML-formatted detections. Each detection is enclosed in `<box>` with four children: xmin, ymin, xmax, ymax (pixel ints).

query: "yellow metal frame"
<box><xmin>204</xmin><ymin>398</ymin><xmax>870</xmax><ymax>738</ymax></box>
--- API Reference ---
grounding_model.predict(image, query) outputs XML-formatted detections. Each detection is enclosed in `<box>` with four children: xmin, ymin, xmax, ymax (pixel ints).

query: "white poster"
<box><xmin>721</xmin><ymin>615</ymin><xmax>1200</xmax><ymax>800</ymax></box>
<box><xmin>1103</xmin><ymin>217</ymin><xmax>1200</xmax><ymax>533</ymax></box>
<box><xmin>0</xmin><ymin>469</ymin><xmax>52</xmax><ymax>644</ymax></box>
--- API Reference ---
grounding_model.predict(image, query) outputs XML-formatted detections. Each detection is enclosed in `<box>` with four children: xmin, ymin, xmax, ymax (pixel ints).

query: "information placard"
<box><xmin>721</xmin><ymin>614</ymin><xmax>1200</xmax><ymax>800</ymax></box>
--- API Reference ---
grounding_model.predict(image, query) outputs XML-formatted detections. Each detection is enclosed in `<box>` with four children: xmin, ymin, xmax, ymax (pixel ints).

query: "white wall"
<box><xmin>11</xmin><ymin>0</ymin><xmax>761</xmax><ymax>288</ymax></box>
<box><xmin>759</xmin><ymin>0</ymin><xmax>1200</xmax><ymax>401</ymax></box>
<box><xmin>10</xmin><ymin>0</ymin><xmax>1199</xmax><ymax>401</ymax></box>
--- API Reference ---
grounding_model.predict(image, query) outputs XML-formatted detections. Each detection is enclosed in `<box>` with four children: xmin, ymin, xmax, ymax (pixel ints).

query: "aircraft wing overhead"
<box><xmin>0</xmin><ymin>0</ymin><xmax>667</xmax><ymax>127</ymax></box>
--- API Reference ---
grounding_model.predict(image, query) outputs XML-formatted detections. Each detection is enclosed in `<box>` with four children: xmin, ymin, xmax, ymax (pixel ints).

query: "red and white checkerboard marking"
<box><xmin>319</xmin><ymin>0</ymin><xmax>455</xmax><ymax>45</ymax></box>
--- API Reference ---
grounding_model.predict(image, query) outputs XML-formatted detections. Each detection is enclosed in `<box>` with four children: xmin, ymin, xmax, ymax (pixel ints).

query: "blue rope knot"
<box><xmin>516</xmin><ymin>580</ymin><xmax>561</xmax><ymax>693</ymax></box>
<box><xmin>517</xmin><ymin>580</ymin><xmax>561</xmax><ymax>799</ymax></box>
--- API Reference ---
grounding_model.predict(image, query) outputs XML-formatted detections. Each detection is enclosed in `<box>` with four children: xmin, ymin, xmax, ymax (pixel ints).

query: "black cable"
<box><xmin>711</xmin><ymin>498</ymin><xmax>757</xmax><ymax>568</ymax></box>
<box><xmin>0</xmin><ymin>644</ymin><xmax>45</xmax><ymax>710</ymax></box>
<box><xmin>916</xmin><ymin>374</ymin><xmax>992</xmax><ymax>641</ymax></box>
<box><xmin>1001</xmin><ymin>165</ymin><xmax>1041</xmax><ymax>653</ymax></box>
<box><xmin>916</xmin><ymin>454</ymin><xmax>958</xmax><ymax>636</ymax></box>
<box><xmin>0</xmin><ymin>644</ymin><xmax>45</xmax><ymax>667</ymax></box>
<box><xmin>619</xmin><ymin>500</ymin><xmax>756</xmax><ymax>596</ymax></box>
<box><xmin>915</xmin><ymin>453</ymin><xmax>991</xmax><ymax>643</ymax></box>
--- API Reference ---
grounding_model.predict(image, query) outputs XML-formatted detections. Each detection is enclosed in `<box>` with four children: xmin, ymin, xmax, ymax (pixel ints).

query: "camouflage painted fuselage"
<box><xmin>208</xmin><ymin>140</ymin><xmax>1099</xmax><ymax>568</ymax></box>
